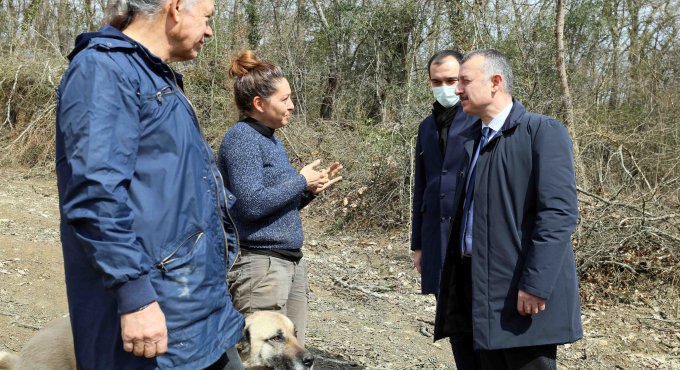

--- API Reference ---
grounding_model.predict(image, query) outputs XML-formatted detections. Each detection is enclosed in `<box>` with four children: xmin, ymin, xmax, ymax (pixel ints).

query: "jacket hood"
<box><xmin>67</xmin><ymin>25</ymin><xmax>131</xmax><ymax>61</ymax></box>
<box><xmin>67</xmin><ymin>25</ymin><xmax>183</xmax><ymax>87</ymax></box>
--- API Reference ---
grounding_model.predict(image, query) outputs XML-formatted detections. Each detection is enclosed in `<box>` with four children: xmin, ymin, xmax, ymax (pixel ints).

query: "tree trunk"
<box><xmin>245</xmin><ymin>0</ymin><xmax>260</xmax><ymax>47</ymax></box>
<box><xmin>312</xmin><ymin>0</ymin><xmax>337</xmax><ymax>120</ymax></box>
<box><xmin>556</xmin><ymin>0</ymin><xmax>588</xmax><ymax>190</ymax></box>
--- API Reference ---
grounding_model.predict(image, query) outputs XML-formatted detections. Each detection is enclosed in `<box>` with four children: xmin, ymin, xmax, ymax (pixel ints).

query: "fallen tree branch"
<box><xmin>331</xmin><ymin>276</ymin><xmax>388</xmax><ymax>298</ymax></box>
<box><xmin>3</xmin><ymin>64</ymin><xmax>22</xmax><ymax>130</ymax></box>
<box><xmin>620</xmin><ymin>213</ymin><xmax>680</xmax><ymax>226</ymax></box>
<box><xmin>416</xmin><ymin>316</ymin><xmax>435</xmax><ymax>326</ymax></box>
<box><xmin>600</xmin><ymin>260</ymin><xmax>637</xmax><ymax>274</ymax></box>
<box><xmin>419</xmin><ymin>326</ymin><xmax>432</xmax><ymax>337</ymax></box>
<box><xmin>12</xmin><ymin>321</ymin><xmax>40</xmax><ymax>331</ymax></box>
<box><xmin>577</xmin><ymin>186</ymin><xmax>654</xmax><ymax>217</ymax></box>
<box><xmin>1</xmin><ymin>104</ymin><xmax>55</xmax><ymax>160</ymax></box>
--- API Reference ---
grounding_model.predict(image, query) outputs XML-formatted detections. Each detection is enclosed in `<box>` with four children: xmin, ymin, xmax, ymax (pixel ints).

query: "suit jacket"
<box><xmin>411</xmin><ymin>104</ymin><xmax>477</xmax><ymax>294</ymax></box>
<box><xmin>434</xmin><ymin>100</ymin><xmax>583</xmax><ymax>350</ymax></box>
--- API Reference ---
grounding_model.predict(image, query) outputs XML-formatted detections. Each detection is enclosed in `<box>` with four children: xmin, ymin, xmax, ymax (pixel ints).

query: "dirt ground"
<box><xmin>0</xmin><ymin>168</ymin><xmax>679</xmax><ymax>369</ymax></box>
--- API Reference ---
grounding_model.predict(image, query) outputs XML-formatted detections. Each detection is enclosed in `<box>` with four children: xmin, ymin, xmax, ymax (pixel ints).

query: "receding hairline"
<box><xmin>461</xmin><ymin>49</ymin><xmax>514</xmax><ymax>93</ymax></box>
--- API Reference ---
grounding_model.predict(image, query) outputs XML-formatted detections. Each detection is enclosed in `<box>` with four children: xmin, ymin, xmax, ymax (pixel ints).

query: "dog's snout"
<box><xmin>301</xmin><ymin>351</ymin><xmax>314</xmax><ymax>367</ymax></box>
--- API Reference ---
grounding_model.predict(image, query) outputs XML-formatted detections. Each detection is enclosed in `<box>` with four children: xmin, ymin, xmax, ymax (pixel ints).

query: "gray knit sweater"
<box><xmin>218</xmin><ymin>120</ymin><xmax>309</xmax><ymax>250</ymax></box>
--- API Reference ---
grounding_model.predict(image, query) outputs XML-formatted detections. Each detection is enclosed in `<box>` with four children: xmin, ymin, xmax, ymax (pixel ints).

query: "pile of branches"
<box><xmin>575</xmin><ymin>165</ymin><xmax>679</xmax><ymax>300</ymax></box>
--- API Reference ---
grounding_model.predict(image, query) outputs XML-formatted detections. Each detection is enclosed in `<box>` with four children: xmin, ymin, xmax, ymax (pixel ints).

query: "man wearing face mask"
<box><xmin>411</xmin><ymin>50</ymin><xmax>479</xmax><ymax>369</ymax></box>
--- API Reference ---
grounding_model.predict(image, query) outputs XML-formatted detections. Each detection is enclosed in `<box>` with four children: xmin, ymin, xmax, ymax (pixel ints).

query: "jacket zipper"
<box><xmin>157</xmin><ymin>231</ymin><xmax>204</xmax><ymax>272</ymax></box>
<box><xmin>169</xmin><ymin>73</ymin><xmax>240</xmax><ymax>269</ymax></box>
<box><xmin>149</xmin><ymin>86</ymin><xmax>175</xmax><ymax>105</ymax></box>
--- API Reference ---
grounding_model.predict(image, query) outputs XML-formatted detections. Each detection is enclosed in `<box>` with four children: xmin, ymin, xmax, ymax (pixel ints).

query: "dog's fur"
<box><xmin>0</xmin><ymin>316</ymin><xmax>75</xmax><ymax>370</ymax></box>
<box><xmin>237</xmin><ymin>311</ymin><xmax>314</xmax><ymax>370</ymax></box>
<box><xmin>0</xmin><ymin>311</ymin><xmax>312</xmax><ymax>370</ymax></box>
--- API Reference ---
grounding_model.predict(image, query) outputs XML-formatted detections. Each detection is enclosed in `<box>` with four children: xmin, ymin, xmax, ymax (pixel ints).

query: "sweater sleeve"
<box><xmin>218</xmin><ymin>125</ymin><xmax>307</xmax><ymax>221</ymax></box>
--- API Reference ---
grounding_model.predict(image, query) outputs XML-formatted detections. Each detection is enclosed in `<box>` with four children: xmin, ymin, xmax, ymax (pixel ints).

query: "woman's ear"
<box><xmin>252</xmin><ymin>96</ymin><xmax>265</xmax><ymax>113</ymax></box>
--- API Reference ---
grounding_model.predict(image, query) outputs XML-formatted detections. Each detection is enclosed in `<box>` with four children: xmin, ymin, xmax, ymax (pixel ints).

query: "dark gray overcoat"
<box><xmin>434</xmin><ymin>100</ymin><xmax>583</xmax><ymax>350</ymax></box>
<box><xmin>411</xmin><ymin>106</ymin><xmax>477</xmax><ymax>294</ymax></box>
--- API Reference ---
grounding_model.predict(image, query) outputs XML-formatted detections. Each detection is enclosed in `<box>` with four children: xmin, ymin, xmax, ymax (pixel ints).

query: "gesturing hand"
<box><xmin>121</xmin><ymin>301</ymin><xmax>168</xmax><ymax>358</ymax></box>
<box><xmin>517</xmin><ymin>290</ymin><xmax>546</xmax><ymax>316</ymax></box>
<box><xmin>313</xmin><ymin>162</ymin><xmax>344</xmax><ymax>194</ymax></box>
<box><xmin>300</xmin><ymin>159</ymin><xmax>328</xmax><ymax>192</ymax></box>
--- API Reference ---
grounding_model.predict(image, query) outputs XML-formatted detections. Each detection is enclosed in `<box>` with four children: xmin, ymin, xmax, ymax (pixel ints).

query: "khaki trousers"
<box><xmin>227</xmin><ymin>251</ymin><xmax>309</xmax><ymax>345</ymax></box>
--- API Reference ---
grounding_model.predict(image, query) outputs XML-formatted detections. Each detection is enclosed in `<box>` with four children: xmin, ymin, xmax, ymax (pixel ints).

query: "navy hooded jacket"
<box><xmin>55</xmin><ymin>26</ymin><xmax>244</xmax><ymax>369</ymax></box>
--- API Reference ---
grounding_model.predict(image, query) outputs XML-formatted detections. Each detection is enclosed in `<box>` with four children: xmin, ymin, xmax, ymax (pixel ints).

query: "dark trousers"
<box><xmin>446</xmin><ymin>256</ymin><xmax>480</xmax><ymax>370</ymax></box>
<box><xmin>477</xmin><ymin>344</ymin><xmax>557</xmax><ymax>370</ymax></box>
<box><xmin>450</xmin><ymin>333</ymin><xmax>479</xmax><ymax>370</ymax></box>
<box><xmin>204</xmin><ymin>346</ymin><xmax>244</xmax><ymax>370</ymax></box>
<box><xmin>451</xmin><ymin>257</ymin><xmax>556</xmax><ymax>370</ymax></box>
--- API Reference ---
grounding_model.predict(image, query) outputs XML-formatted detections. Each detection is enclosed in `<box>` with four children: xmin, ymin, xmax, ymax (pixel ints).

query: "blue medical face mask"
<box><xmin>432</xmin><ymin>86</ymin><xmax>460</xmax><ymax>108</ymax></box>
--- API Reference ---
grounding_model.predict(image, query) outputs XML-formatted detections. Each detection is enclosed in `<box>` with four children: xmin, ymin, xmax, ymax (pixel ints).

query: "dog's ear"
<box><xmin>237</xmin><ymin>326</ymin><xmax>250</xmax><ymax>355</ymax></box>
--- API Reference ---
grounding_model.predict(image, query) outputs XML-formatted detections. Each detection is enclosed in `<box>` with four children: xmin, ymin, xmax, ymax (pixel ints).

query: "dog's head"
<box><xmin>237</xmin><ymin>311</ymin><xmax>314</xmax><ymax>370</ymax></box>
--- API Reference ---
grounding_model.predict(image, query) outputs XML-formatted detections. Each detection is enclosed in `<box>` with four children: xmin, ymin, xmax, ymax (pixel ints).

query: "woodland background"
<box><xmin>0</xmin><ymin>0</ymin><xmax>678</xmax><ymax>304</ymax></box>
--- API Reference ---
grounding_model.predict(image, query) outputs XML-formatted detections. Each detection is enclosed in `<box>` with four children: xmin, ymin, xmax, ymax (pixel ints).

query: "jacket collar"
<box><xmin>497</xmin><ymin>98</ymin><xmax>526</xmax><ymax>133</ymax></box>
<box><xmin>68</xmin><ymin>25</ymin><xmax>183</xmax><ymax>88</ymax></box>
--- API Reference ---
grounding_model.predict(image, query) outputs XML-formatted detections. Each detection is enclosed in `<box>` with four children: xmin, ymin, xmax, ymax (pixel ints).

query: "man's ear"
<box><xmin>167</xmin><ymin>0</ymin><xmax>182</xmax><ymax>22</ymax></box>
<box><xmin>252</xmin><ymin>96</ymin><xmax>266</xmax><ymax>113</ymax></box>
<box><xmin>490</xmin><ymin>74</ymin><xmax>504</xmax><ymax>93</ymax></box>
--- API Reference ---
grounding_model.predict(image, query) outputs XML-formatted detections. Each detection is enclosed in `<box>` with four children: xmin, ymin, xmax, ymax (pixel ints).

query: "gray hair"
<box><xmin>105</xmin><ymin>0</ymin><xmax>197</xmax><ymax>29</ymax></box>
<box><xmin>463</xmin><ymin>49</ymin><xmax>514</xmax><ymax>94</ymax></box>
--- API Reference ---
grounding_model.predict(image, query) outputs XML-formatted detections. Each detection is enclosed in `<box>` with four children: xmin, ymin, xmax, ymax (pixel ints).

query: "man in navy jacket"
<box><xmin>411</xmin><ymin>50</ymin><xmax>478</xmax><ymax>369</ymax></box>
<box><xmin>434</xmin><ymin>49</ymin><xmax>582</xmax><ymax>370</ymax></box>
<box><xmin>55</xmin><ymin>0</ymin><xmax>244</xmax><ymax>369</ymax></box>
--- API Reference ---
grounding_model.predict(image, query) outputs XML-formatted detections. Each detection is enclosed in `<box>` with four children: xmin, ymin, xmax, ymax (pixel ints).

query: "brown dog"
<box><xmin>0</xmin><ymin>316</ymin><xmax>75</xmax><ymax>370</ymax></box>
<box><xmin>238</xmin><ymin>311</ymin><xmax>314</xmax><ymax>370</ymax></box>
<box><xmin>0</xmin><ymin>311</ymin><xmax>313</xmax><ymax>370</ymax></box>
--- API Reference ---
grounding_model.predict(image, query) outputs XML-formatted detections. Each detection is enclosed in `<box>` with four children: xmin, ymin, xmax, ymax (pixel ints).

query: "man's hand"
<box><xmin>121</xmin><ymin>301</ymin><xmax>168</xmax><ymax>358</ymax></box>
<box><xmin>517</xmin><ymin>290</ymin><xmax>546</xmax><ymax>316</ymax></box>
<box><xmin>412</xmin><ymin>250</ymin><xmax>422</xmax><ymax>274</ymax></box>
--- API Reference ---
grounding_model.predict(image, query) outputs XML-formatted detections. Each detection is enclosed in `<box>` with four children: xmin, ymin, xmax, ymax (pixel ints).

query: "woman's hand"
<box><xmin>300</xmin><ymin>159</ymin><xmax>328</xmax><ymax>192</ymax></box>
<box><xmin>312</xmin><ymin>162</ymin><xmax>344</xmax><ymax>194</ymax></box>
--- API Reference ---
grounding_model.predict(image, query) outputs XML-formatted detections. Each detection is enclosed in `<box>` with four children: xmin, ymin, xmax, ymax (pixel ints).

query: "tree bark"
<box><xmin>556</xmin><ymin>0</ymin><xmax>588</xmax><ymax>190</ymax></box>
<box><xmin>312</xmin><ymin>0</ymin><xmax>338</xmax><ymax>120</ymax></box>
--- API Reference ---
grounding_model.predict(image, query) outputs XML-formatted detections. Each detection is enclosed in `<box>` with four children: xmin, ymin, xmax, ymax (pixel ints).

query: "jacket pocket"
<box><xmin>157</xmin><ymin>229</ymin><xmax>204</xmax><ymax>272</ymax></box>
<box><xmin>145</xmin><ymin>85</ymin><xmax>176</xmax><ymax>106</ymax></box>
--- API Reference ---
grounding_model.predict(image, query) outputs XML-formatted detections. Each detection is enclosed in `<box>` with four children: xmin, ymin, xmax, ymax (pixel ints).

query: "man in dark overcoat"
<box><xmin>411</xmin><ymin>49</ymin><xmax>478</xmax><ymax>369</ymax></box>
<box><xmin>434</xmin><ymin>49</ymin><xmax>582</xmax><ymax>370</ymax></box>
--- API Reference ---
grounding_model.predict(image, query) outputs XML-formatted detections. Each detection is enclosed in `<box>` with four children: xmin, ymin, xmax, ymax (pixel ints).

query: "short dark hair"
<box><xmin>427</xmin><ymin>50</ymin><xmax>463</xmax><ymax>77</ymax></box>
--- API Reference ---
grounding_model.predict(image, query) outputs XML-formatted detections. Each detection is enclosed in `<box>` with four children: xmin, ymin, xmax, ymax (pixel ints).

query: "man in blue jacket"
<box><xmin>411</xmin><ymin>50</ymin><xmax>478</xmax><ymax>369</ymax></box>
<box><xmin>55</xmin><ymin>0</ymin><xmax>244</xmax><ymax>369</ymax></box>
<box><xmin>434</xmin><ymin>49</ymin><xmax>582</xmax><ymax>369</ymax></box>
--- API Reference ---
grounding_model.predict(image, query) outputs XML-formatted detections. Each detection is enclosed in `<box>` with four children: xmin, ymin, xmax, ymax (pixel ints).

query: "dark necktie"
<box><xmin>461</xmin><ymin>127</ymin><xmax>492</xmax><ymax>256</ymax></box>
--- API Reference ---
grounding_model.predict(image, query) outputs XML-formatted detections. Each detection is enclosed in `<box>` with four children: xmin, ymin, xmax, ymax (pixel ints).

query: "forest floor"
<box><xmin>0</xmin><ymin>168</ymin><xmax>679</xmax><ymax>369</ymax></box>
